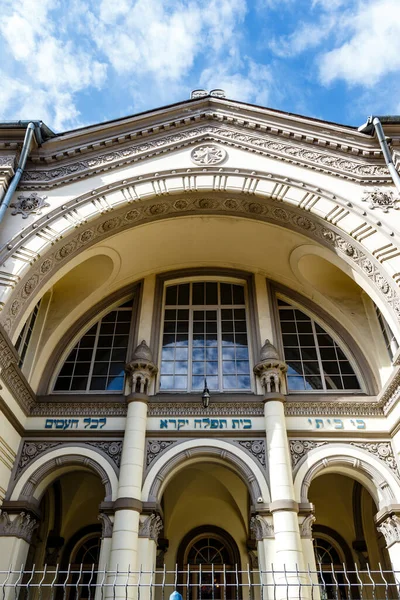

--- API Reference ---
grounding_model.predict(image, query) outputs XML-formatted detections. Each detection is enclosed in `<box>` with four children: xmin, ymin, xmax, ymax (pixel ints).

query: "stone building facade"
<box><xmin>1</xmin><ymin>93</ymin><xmax>400</xmax><ymax>596</ymax></box>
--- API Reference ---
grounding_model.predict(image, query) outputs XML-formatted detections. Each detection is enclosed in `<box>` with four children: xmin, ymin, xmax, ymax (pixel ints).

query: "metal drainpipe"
<box><xmin>358</xmin><ymin>116</ymin><xmax>400</xmax><ymax>194</ymax></box>
<box><xmin>0</xmin><ymin>122</ymin><xmax>36</xmax><ymax>224</ymax></box>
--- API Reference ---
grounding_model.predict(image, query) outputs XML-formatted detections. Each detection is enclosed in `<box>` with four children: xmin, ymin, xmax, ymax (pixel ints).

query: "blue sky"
<box><xmin>1</xmin><ymin>0</ymin><xmax>400</xmax><ymax>132</ymax></box>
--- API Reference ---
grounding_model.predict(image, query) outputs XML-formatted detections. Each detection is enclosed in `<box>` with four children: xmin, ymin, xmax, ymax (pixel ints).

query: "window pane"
<box><xmin>54</xmin><ymin>302</ymin><xmax>132</xmax><ymax>393</ymax></box>
<box><xmin>160</xmin><ymin>281</ymin><xmax>250</xmax><ymax>392</ymax></box>
<box><xmin>279</xmin><ymin>301</ymin><xmax>361</xmax><ymax>393</ymax></box>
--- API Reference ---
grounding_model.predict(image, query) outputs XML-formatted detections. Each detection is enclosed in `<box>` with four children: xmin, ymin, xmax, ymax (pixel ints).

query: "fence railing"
<box><xmin>0</xmin><ymin>565</ymin><xmax>399</xmax><ymax>600</ymax></box>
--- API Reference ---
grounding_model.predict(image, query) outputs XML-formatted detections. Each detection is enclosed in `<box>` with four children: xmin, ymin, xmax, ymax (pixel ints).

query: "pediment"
<box><xmin>21</xmin><ymin>120</ymin><xmax>389</xmax><ymax>189</ymax></box>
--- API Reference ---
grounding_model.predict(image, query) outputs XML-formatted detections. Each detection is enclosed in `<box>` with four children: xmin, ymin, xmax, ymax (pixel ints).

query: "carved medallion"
<box><xmin>10</xmin><ymin>192</ymin><xmax>50</xmax><ymax>218</ymax></box>
<box><xmin>191</xmin><ymin>144</ymin><xmax>227</xmax><ymax>165</ymax></box>
<box><xmin>362</xmin><ymin>188</ymin><xmax>399</xmax><ymax>212</ymax></box>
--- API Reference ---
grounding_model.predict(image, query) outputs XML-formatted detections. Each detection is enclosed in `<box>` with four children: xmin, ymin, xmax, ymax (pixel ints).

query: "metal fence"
<box><xmin>0</xmin><ymin>565</ymin><xmax>399</xmax><ymax>600</ymax></box>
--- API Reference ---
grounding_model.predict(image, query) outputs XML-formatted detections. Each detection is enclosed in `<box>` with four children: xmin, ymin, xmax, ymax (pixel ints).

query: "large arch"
<box><xmin>141</xmin><ymin>439</ymin><xmax>270</xmax><ymax>505</ymax></box>
<box><xmin>2</xmin><ymin>166</ymin><xmax>400</xmax><ymax>341</ymax></box>
<box><xmin>8</xmin><ymin>446</ymin><xmax>119</xmax><ymax>502</ymax></box>
<box><xmin>293</xmin><ymin>443</ymin><xmax>400</xmax><ymax>510</ymax></box>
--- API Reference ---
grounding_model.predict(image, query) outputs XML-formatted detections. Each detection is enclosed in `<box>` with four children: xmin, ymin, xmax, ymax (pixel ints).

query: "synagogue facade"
<box><xmin>1</xmin><ymin>92</ymin><xmax>400</xmax><ymax>597</ymax></box>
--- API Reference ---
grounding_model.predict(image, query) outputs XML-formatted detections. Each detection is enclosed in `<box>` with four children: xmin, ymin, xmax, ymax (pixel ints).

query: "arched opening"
<box><xmin>309</xmin><ymin>473</ymin><xmax>393</xmax><ymax>599</ymax></box>
<box><xmin>25</xmin><ymin>470</ymin><xmax>105</xmax><ymax>596</ymax></box>
<box><xmin>159</xmin><ymin>461</ymin><xmax>251</xmax><ymax>588</ymax></box>
<box><xmin>176</xmin><ymin>526</ymin><xmax>242</xmax><ymax>600</ymax></box>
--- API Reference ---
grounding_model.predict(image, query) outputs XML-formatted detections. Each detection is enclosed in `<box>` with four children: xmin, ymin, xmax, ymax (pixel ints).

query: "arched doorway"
<box><xmin>177</xmin><ymin>526</ymin><xmax>241</xmax><ymax>600</ymax></box>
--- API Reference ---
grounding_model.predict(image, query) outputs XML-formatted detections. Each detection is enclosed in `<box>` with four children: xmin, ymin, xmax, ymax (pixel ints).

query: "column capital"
<box><xmin>0</xmin><ymin>510</ymin><xmax>38</xmax><ymax>544</ymax></box>
<box><xmin>138</xmin><ymin>513</ymin><xmax>163</xmax><ymax>543</ymax></box>
<box><xmin>299</xmin><ymin>514</ymin><xmax>316</xmax><ymax>539</ymax></box>
<box><xmin>98</xmin><ymin>512</ymin><xmax>114</xmax><ymax>538</ymax></box>
<box><xmin>250</xmin><ymin>514</ymin><xmax>274</xmax><ymax>540</ymax></box>
<box><xmin>377</xmin><ymin>514</ymin><xmax>400</xmax><ymax>548</ymax></box>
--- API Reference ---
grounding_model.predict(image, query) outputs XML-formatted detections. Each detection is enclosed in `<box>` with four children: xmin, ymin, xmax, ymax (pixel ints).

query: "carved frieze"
<box><xmin>236</xmin><ymin>440</ymin><xmax>266</xmax><ymax>468</ymax></box>
<box><xmin>148</xmin><ymin>402</ymin><xmax>264</xmax><ymax>416</ymax></box>
<box><xmin>10</xmin><ymin>193</ymin><xmax>50</xmax><ymax>218</ymax></box>
<box><xmin>30</xmin><ymin>403</ymin><xmax>127</xmax><ymax>416</ymax></box>
<box><xmin>0</xmin><ymin>511</ymin><xmax>38</xmax><ymax>543</ymax></box>
<box><xmin>289</xmin><ymin>440</ymin><xmax>328</xmax><ymax>468</ymax></box>
<box><xmin>17</xmin><ymin>441</ymin><xmax>63</xmax><ymax>477</ymax></box>
<box><xmin>87</xmin><ymin>441</ymin><xmax>123</xmax><ymax>469</ymax></box>
<box><xmin>146</xmin><ymin>440</ymin><xmax>177</xmax><ymax>469</ymax></box>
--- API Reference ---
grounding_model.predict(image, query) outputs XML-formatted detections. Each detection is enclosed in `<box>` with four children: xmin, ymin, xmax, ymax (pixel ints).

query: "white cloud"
<box><xmin>200</xmin><ymin>59</ymin><xmax>273</xmax><ymax>106</ymax></box>
<box><xmin>318</xmin><ymin>0</ymin><xmax>400</xmax><ymax>86</ymax></box>
<box><xmin>269</xmin><ymin>16</ymin><xmax>335</xmax><ymax>58</ymax></box>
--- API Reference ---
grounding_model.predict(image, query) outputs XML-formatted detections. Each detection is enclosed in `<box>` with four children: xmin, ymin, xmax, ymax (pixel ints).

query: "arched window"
<box><xmin>277</xmin><ymin>299</ymin><xmax>361</xmax><ymax>392</ymax></box>
<box><xmin>53</xmin><ymin>299</ymin><xmax>134</xmax><ymax>393</ymax></box>
<box><xmin>313</xmin><ymin>537</ymin><xmax>347</xmax><ymax>600</ymax></box>
<box><xmin>159</xmin><ymin>281</ymin><xmax>252</xmax><ymax>392</ymax></box>
<box><xmin>15</xmin><ymin>300</ymin><xmax>41</xmax><ymax>368</ymax></box>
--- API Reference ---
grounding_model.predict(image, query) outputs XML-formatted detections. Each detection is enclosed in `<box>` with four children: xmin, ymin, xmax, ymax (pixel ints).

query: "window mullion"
<box><xmin>188</xmin><ymin>308</ymin><xmax>194</xmax><ymax>392</ymax></box>
<box><xmin>217</xmin><ymin>307</ymin><xmax>222</xmax><ymax>392</ymax></box>
<box><xmin>312</xmin><ymin>320</ymin><xmax>326</xmax><ymax>392</ymax></box>
<box><xmin>87</xmin><ymin>320</ymin><xmax>101</xmax><ymax>392</ymax></box>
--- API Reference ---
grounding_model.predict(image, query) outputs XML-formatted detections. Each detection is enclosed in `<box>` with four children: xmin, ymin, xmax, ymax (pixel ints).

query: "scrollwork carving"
<box><xmin>10</xmin><ymin>193</ymin><xmax>49</xmax><ymax>218</ymax></box>
<box><xmin>0</xmin><ymin>511</ymin><xmax>38</xmax><ymax>543</ymax></box>
<box><xmin>250</xmin><ymin>515</ymin><xmax>274</xmax><ymax>540</ymax></box>
<box><xmin>139</xmin><ymin>513</ymin><xmax>163</xmax><ymax>542</ymax></box>
<box><xmin>236</xmin><ymin>440</ymin><xmax>266</xmax><ymax>468</ymax></box>
<box><xmin>146</xmin><ymin>440</ymin><xmax>177</xmax><ymax>468</ymax></box>
<box><xmin>377</xmin><ymin>515</ymin><xmax>400</xmax><ymax>548</ymax></box>
<box><xmin>289</xmin><ymin>440</ymin><xmax>328</xmax><ymax>468</ymax></box>
<box><xmin>363</xmin><ymin>188</ymin><xmax>399</xmax><ymax>212</ymax></box>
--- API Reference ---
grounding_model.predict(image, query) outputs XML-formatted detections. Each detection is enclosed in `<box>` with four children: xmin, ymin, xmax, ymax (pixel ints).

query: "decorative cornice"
<box><xmin>285</xmin><ymin>401</ymin><xmax>383</xmax><ymax>417</ymax></box>
<box><xmin>0</xmin><ymin>510</ymin><xmax>38</xmax><ymax>543</ymax></box>
<box><xmin>20</xmin><ymin>119</ymin><xmax>388</xmax><ymax>189</ymax></box>
<box><xmin>30</xmin><ymin>402</ymin><xmax>127</xmax><ymax>416</ymax></box>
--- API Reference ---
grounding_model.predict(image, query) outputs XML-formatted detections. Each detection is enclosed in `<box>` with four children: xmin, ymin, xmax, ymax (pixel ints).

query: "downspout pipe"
<box><xmin>0</xmin><ymin>122</ymin><xmax>36</xmax><ymax>225</ymax></box>
<box><xmin>358</xmin><ymin>116</ymin><xmax>400</xmax><ymax>194</ymax></box>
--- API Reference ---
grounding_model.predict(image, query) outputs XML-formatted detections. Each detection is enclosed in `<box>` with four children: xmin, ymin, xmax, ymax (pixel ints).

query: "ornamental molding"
<box><xmin>377</xmin><ymin>515</ymin><xmax>400</xmax><ymax>548</ymax></box>
<box><xmin>290</xmin><ymin>439</ymin><xmax>400</xmax><ymax>479</ymax></box>
<box><xmin>250</xmin><ymin>515</ymin><xmax>274</xmax><ymax>540</ymax></box>
<box><xmin>0</xmin><ymin>324</ymin><xmax>36</xmax><ymax>415</ymax></box>
<box><xmin>285</xmin><ymin>401</ymin><xmax>383</xmax><ymax>417</ymax></box>
<box><xmin>300</xmin><ymin>514</ymin><xmax>316</xmax><ymax>538</ymax></box>
<box><xmin>362</xmin><ymin>188</ymin><xmax>399</xmax><ymax>212</ymax></box>
<box><xmin>139</xmin><ymin>513</ymin><xmax>163</xmax><ymax>542</ymax></box>
<box><xmin>2</xmin><ymin>188</ymin><xmax>400</xmax><ymax>350</ymax></box>
<box><xmin>10</xmin><ymin>193</ymin><xmax>50</xmax><ymax>218</ymax></box>
<box><xmin>289</xmin><ymin>440</ymin><xmax>328</xmax><ymax>468</ymax></box>
<box><xmin>148</xmin><ymin>402</ymin><xmax>264</xmax><ymax>416</ymax></box>
<box><xmin>98</xmin><ymin>513</ymin><xmax>113</xmax><ymax>538</ymax></box>
<box><xmin>146</xmin><ymin>439</ymin><xmax>178</xmax><ymax>469</ymax></box>
<box><xmin>0</xmin><ymin>510</ymin><xmax>38</xmax><ymax>543</ymax></box>
<box><xmin>235</xmin><ymin>440</ymin><xmax>266</xmax><ymax>468</ymax></box>
<box><xmin>16</xmin><ymin>440</ymin><xmax>123</xmax><ymax>478</ymax></box>
<box><xmin>0</xmin><ymin>155</ymin><xmax>16</xmax><ymax>168</ymax></box>
<box><xmin>19</xmin><ymin>124</ymin><xmax>389</xmax><ymax>189</ymax></box>
<box><xmin>30</xmin><ymin>402</ymin><xmax>127</xmax><ymax>416</ymax></box>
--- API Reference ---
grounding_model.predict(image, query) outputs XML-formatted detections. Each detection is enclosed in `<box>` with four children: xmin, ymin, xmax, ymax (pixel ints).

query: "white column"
<box><xmin>299</xmin><ymin>514</ymin><xmax>320</xmax><ymax>600</ymax></box>
<box><xmin>251</xmin><ymin>515</ymin><xmax>275</xmax><ymax>600</ymax></box>
<box><xmin>107</xmin><ymin>395</ymin><xmax>148</xmax><ymax>598</ymax></box>
<box><xmin>264</xmin><ymin>396</ymin><xmax>307</xmax><ymax>599</ymax></box>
